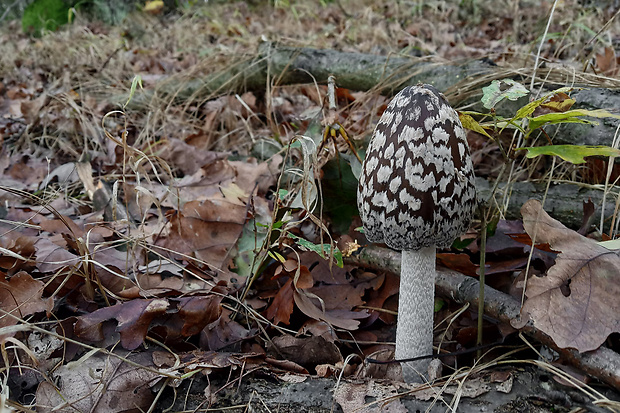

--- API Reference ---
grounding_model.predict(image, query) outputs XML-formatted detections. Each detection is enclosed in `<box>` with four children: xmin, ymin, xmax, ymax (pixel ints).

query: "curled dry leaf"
<box><xmin>0</xmin><ymin>271</ymin><xmax>53</xmax><ymax>343</ymax></box>
<box><xmin>75</xmin><ymin>294</ymin><xmax>224</xmax><ymax>350</ymax></box>
<box><xmin>263</xmin><ymin>277</ymin><xmax>295</xmax><ymax>326</ymax></box>
<box><xmin>178</xmin><ymin>349</ymin><xmax>257</xmax><ymax>371</ymax></box>
<box><xmin>160</xmin><ymin>153</ymin><xmax>280</xmax><ymax>205</ymax></box>
<box><xmin>262</xmin><ymin>253</ymin><xmax>375</xmax><ymax>329</ymax></box>
<box><xmin>269</xmin><ymin>334</ymin><xmax>342</xmax><ymax>370</ymax></box>
<box><xmin>263</xmin><ymin>260</ymin><xmax>314</xmax><ymax>326</ymax></box>
<box><xmin>161</xmin><ymin>295</ymin><xmax>224</xmax><ymax>339</ymax></box>
<box><xmin>75</xmin><ymin>299</ymin><xmax>169</xmax><ymax>350</ymax></box>
<box><xmin>293</xmin><ymin>290</ymin><xmax>366</xmax><ymax>330</ymax></box>
<box><xmin>199</xmin><ymin>309</ymin><xmax>253</xmax><ymax>351</ymax></box>
<box><xmin>363</xmin><ymin>272</ymin><xmax>400</xmax><ymax>325</ymax></box>
<box><xmin>0</xmin><ymin>235</ymin><xmax>35</xmax><ymax>273</ymax></box>
<box><xmin>516</xmin><ymin>199</ymin><xmax>620</xmax><ymax>352</ymax></box>
<box><xmin>334</xmin><ymin>381</ymin><xmax>406</xmax><ymax>413</ymax></box>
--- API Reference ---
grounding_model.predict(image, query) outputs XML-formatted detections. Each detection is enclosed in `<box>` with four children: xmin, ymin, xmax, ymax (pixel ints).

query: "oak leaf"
<box><xmin>516</xmin><ymin>199</ymin><xmax>620</xmax><ymax>352</ymax></box>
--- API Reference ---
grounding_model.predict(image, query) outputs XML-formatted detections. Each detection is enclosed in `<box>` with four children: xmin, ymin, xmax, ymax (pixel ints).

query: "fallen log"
<box><xmin>135</xmin><ymin>42</ymin><xmax>494</xmax><ymax>106</ymax></box>
<box><xmin>346</xmin><ymin>244</ymin><xmax>620</xmax><ymax>392</ymax></box>
<box><xmin>128</xmin><ymin>44</ymin><xmax>620</xmax><ymax>147</ymax></box>
<box><xmin>474</xmin><ymin>177</ymin><xmax>613</xmax><ymax>229</ymax></box>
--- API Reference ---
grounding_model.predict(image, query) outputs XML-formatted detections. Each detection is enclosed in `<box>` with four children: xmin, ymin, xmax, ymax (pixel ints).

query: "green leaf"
<box><xmin>277</xmin><ymin>188</ymin><xmax>289</xmax><ymax>200</ymax></box>
<box><xmin>481</xmin><ymin>79</ymin><xmax>529</xmax><ymax>109</ymax></box>
<box><xmin>268</xmin><ymin>250</ymin><xmax>286</xmax><ymax>263</ymax></box>
<box><xmin>434</xmin><ymin>297</ymin><xmax>445</xmax><ymax>312</ymax></box>
<box><xmin>451</xmin><ymin>237</ymin><xmax>475</xmax><ymax>249</ymax></box>
<box><xmin>527</xmin><ymin>108</ymin><xmax>620</xmax><ymax>133</ymax></box>
<box><xmin>234</xmin><ymin>201</ymin><xmax>273</xmax><ymax>278</ymax></box>
<box><xmin>124</xmin><ymin>75</ymin><xmax>143</xmax><ymax>109</ymax></box>
<box><xmin>519</xmin><ymin>145</ymin><xmax>620</xmax><ymax>164</ymax></box>
<box><xmin>288</xmin><ymin>234</ymin><xmax>344</xmax><ymax>268</ymax></box>
<box><xmin>515</xmin><ymin>98</ymin><xmax>545</xmax><ymax>120</ymax></box>
<box><xmin>22</xmin><ymin>0</ymin><xmax>71</xmax><ymax>36</ymax></box>
<box><xmin>514</xmin><ymin>86</ymin><xmax>576</xmax><ymax>120</ymax></box>
<box><xmin>320</xmin><ymin>157</ymin><xmax>359</xmax><ymax>234</ymax></box>
<box><xmin>526</xmin><ymin>118</ymin><xmax>595</xmax><ymax>138</ymax></box>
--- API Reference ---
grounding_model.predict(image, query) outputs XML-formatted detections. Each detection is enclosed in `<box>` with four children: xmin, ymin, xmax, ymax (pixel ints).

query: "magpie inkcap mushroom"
<box><xmin>357</xmin><ymin>84</ymin><xmax>476</xmax><ymax>382</ymax></box>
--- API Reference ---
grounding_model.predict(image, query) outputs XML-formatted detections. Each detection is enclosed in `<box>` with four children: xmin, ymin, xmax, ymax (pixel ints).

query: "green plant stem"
<box><xmin>477</xmin><ymin>208</ymin><xmax>487</xmax><ymax>359</ymax></box>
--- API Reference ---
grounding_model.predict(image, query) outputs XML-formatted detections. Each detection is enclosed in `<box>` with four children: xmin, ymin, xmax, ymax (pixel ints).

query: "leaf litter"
<box><xmin>1</xmin><ymin>1</ymin><xmax>620</xmax><ymax>411</ymax></box>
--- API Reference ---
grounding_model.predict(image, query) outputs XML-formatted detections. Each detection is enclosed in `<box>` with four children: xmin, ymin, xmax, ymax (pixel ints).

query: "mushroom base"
<box><xmin>395</xmin><ymin>246</ymin><xmax>436</xmax><ymax>383</ymax></box>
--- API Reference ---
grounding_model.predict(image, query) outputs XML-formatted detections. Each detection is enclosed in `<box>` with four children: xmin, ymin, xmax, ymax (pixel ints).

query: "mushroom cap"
<box><xmin>357</xmin><ymin>84</ymin><xmax>476</xmax><ymax>251</ymax></box>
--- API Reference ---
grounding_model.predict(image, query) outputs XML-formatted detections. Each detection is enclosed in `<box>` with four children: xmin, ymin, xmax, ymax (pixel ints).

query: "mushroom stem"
<box><xmin>396</xmin><ymin>246</ymin><xmax>436</xmax><ymax>383</ymax></box>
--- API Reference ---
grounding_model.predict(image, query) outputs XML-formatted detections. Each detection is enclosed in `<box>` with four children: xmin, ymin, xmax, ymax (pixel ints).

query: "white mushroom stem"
<box><xmin>396</xmin><ymin>246</ymin><xmax>436</xmax><ymax>383</ymax></box>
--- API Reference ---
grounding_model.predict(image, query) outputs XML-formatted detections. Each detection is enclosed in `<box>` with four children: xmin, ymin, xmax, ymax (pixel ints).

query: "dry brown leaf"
<box><xmin>0</xmin><ymin>235</ymin><xmax>35</xmax><ymax>273</ymax></box>
<box><xmin>178</xmin><ymin>349</ymin><xmax>256</xmax><ymax>370</ymax></box>
<box><xmin>161</xmin><ymin>154</ymin><xmax>279</xmax><ymax>205</ymax></box>
<box><xmin>159</xmin><ymin>295</ymin><xmax>223</xmax><ymax>340</ymax></box>
<box><xmin>5</xmin><ymin>156</ymin><xmax>48</xmax><ymax>189</ymax></box>
<box><xmin>19</xmin><ymin>93</ymin><xmax>47</xmax><ymax>125</ymax></box>
<box><xmin>437</xmin><ymin>252</ymin><xmax>478</xmax><ymax>277</ymax></box>
<box><xmin>120</xmin><ymin>261</ymin><xmax>206</xmax><ymax>298</ymax></box>
<box><xmin>0</xmin><ymin>271</ymin><xmax>53</xmax><ymax>343</ymax></box>
<box><xmin>36</xmin><ymin>351</ymin><xmax>160</xmax><ymax>413</ymax></box>
<box><xmin>516</xmin><ymin>199</ymin><xmax>620</xmax><ymax>352</ymax></box>
<box><xmin>333</xmin><ymin>381</ymin><xmax>407</xmax><ymax>413</ymax></box>
<box><xmin>159</xmin><ymin>139</ymin><xmax>224</xmax><ymax>176</ymax></box>
<box><xmin>265</xmin><ymin>357</ymin><xmax>308</xmax><ymax>374</ymax></box>
<box><xmin>75</xmin><ymin>294</ymin><xmax>224</xmax><ymax>350</ymax></box>
<box><xmin>34</xmin><ymin>238</ymin><xmax>80</xmax><ymax>274</ymax></box>
<box><xmin>360</xmin><ymin>348</ymin><xmax>401</xmax><ymax>381</ymax></box>
<box><xmin>269</xmin><ymin>334</ymin><xmax>342</xmax><ymax>370</ymax></box>
<box><xmin>307</xmin><ymin>284</ymin><xmax>365</xmax><ymax>310</ymax></box>
<box><xmin>540</xmin><ymin>92</ymin><xmax>576</xmax><ymax>112</ymax></box>
<box><xmin>90</xmin><ymin>245</ymin><xmax>142</xmax><ymax>294</ymax></box>
<box><xmin>38</xmin><ymin>214</ymin><xmax>83</xmax><ymax>238</ymax></box>
<box><xmin>74</xmin><ymin>299</ymin><xmax>169</xmax><ymax>349</ymax></box>
<box><xmin>156</xmin><ymin>198</ymin><xmax>247</xmax><ymax>269</ymax></box>
<box><xmin>364</xmin><ymin>272</ymin><xmax>399</xmax><ymax>325</ymax></box>
<box><xmin>595</xmin><ymin>46</ymin><xmax>618</xmax><ymax>76</ymax></box>
<box><xmin>293</xmin><ymin>290</ymin><xmax>366</xmax><ymax>330</ymax></box>
<box><xmin>263</xmin><ymin>278</ymin><xmax>295</xmax><ymax>326</ymax></box>
<box><xmin>199</xmin><ymin>309</ymin><xmax>253</xmax><ymax>351</ymax></box>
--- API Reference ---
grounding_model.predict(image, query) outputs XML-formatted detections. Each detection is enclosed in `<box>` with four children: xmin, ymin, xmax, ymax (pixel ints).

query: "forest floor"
<box><xmin>1</xmin><ymin>1</ymin><xmax>620</xmax><ymax>412</ymax></box>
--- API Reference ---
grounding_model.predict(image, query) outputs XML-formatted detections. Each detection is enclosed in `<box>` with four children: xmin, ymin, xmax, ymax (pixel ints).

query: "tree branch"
<box><xmin>346</xmin><ymin>244</ymin><xmax>620</xmax><ymax>392</ymax></box>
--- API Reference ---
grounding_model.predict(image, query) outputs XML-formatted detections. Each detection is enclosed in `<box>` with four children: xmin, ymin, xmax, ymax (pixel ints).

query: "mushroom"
<box><xmin>357</xmin><ymin>84</ymin><xmax>476</xmax><ymax>382</ymax></box>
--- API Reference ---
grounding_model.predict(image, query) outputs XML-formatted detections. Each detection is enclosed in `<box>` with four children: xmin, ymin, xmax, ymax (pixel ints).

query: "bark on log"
<box><xmin>346</xmin><ymin>245</ymin><xmax>620</xmax><ymax>392</ymax></box>
<box><xmin>140</xmin><ymin>42</ymin><xmax>494</xmax><ymax>106</ymax></box>
<box><xmin>475</xmin><ymin>177</ymin><xmax>613</xmax><ymax>229</ymax></box>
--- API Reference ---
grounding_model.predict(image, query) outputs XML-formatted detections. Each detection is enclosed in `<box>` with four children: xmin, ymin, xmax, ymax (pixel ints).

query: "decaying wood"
<box><xmin>346</xmin><ymin>244</ymin><xmax>620</xmax><ymax>392</ymax></box>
